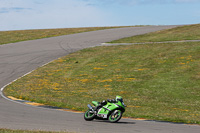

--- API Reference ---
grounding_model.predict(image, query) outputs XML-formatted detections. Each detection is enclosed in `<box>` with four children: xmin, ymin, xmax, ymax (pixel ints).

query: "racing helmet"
<box><xmin>101</xmin><ymin>100</ymin><xmax>107</xmax><ymax>105</ymax></box>
<box><xmin>116</xmin><ymin>95</ymin><xmax>123</xmax><ymax>102</ymax></box>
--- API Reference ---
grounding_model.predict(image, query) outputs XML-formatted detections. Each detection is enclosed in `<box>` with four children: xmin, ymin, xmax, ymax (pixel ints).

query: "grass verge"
<box><xmin>0</xmin><ymin>129</ymin><xmax>73</xmax><ymax>133</ymax></box>
<box><xmin>109</xmin><ymin>24</ymin><xmax>200</xmax><ymax>43</ymax></box>
<box><xmin>0</xmin><ymin>26</ymin><xmax>125</xmax><ymax>45</ymax></box>
<box><xmin>4</xmin><ymin>41</ymin><xmax>200</xmax><ymax>124</ymax></box>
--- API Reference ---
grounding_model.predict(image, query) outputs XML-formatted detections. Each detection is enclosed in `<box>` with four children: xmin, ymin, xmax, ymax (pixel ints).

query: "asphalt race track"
<box><xmin>0</xmin><ymin>26</ymin><xmax>200</xmax><ymax>133</ymax></box>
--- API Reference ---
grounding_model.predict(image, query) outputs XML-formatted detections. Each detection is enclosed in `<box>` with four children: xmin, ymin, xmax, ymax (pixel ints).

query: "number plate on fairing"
<box><xmin>97</xmin><ymin>114</ymin><xmax>107</xmax><ymax>118</ymax></box>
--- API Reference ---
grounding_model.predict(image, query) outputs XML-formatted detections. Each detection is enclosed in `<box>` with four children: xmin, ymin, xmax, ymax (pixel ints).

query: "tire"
<box><xmin>108</xmin><ymin>110</ymin><xmax>122</xmax><ymax>123</ymax></box>
<box><xmin>84</xmin><ymin>109</ymin><xmax>95</xmax><ymax>121</ymax></box>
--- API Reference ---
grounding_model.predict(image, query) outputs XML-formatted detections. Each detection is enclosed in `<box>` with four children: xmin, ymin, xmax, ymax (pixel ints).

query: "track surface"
<box><xmin>0</xmin><ymin>26</ymin><xmax>200</xmax><ymax>133</ymax></box>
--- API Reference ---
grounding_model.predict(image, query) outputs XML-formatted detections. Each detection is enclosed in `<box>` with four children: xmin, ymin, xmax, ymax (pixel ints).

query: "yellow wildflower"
<box><xmin>133</xmin><ymin>98</ymin><xmax>139</xmax><ymax>101</ymax></box>
<box><xmin>93</xmin><ymin>67</ymin><xmax>104</xmax><ymax>70</ymax></box>
<box><xmin>53</xmin><ymin>88</ymin><xmax>59</xmax><ymax>90</ymax></box>
<box><xmin>80</xmin><ymin>79</ymin><xmax>89</xmax><ymax>83</ymax></box>
<box><xmin>137</xmin><ymin>68</ymin><xmax>148</xmax><ymax>71</ymax></box>
<box><xmin>104</xmin><ymin>85</ymin><xmax>111</xmax><ymax>87</ymax></box>
<box><xmin>79</xmin><ymin>74</ymin><xmax>88</xmax><ymax>76</ymax></box>
<box><xmin>120</xmin><ymin>91</ymin><xmax>127</xmax><ymax>94</ymax></box>
<box><xmin>125</xmin><ymin>78</ymin><xmax>136</xmax><ymax>81</ymax></box>
<box><xmin>98</xmin><ymin>79</ymin><xmax>113</xmax><ymax>82</ymax></box>
<box><xmin>105</xmin><ymin>88</ymin><xmax>112</xmax><ymax>90</ymax></box>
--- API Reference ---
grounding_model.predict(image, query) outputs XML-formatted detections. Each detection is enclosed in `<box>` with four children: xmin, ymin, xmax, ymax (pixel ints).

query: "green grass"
<box><xmin>4</xmin><ymin>41</ymin><xmax>200</xmax><ymax>124</ymax></box>
<box><xmin>0</xmin><ymin>26</ymin><xmax>125</xmax><ymax>45</ymax></box>
<box><xmin>0</xmin><ymin>129</ymin><xmax>73</xmax><ymax>133</ymax></box>
<box><xmin>110</xmin><ymin>24</ymin><xmax>200</xmax><ymax>43</ymax></box>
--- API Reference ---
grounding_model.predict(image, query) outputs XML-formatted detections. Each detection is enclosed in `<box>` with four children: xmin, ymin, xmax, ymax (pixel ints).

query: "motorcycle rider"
<box><xmin>93</xmin><ymin>100</ymin><xmax>107</xmax><ymax>112</ymax></box>
<box><xmin>93</xmin><ymin>96</ymin><xmax>123</xmax><ymax>112</ymax></box>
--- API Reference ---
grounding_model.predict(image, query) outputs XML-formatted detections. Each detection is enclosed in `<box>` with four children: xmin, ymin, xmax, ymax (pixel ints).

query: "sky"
<box><xmin>0</xmin><ymin>0</ymin><xmax>200</xmax><ymax>31</ymax></box>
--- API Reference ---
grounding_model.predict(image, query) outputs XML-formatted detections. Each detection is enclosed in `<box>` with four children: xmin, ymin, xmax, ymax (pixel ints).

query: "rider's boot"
<box><xmin>93</xmin><ymin>104</ymin><xmax>101</xmax><ymax>114</ymax></box>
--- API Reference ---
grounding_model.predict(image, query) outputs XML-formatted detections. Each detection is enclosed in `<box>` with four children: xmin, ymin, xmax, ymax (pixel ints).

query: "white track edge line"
<box><xmin>0</xmin><ymin>61</ymin><xmax>55</xmax><ymax>108</ymax></box>
<box><xmin>0</xmin><ymin>60</ymin><xmax>84</xmax><ymax>114</ymax></box>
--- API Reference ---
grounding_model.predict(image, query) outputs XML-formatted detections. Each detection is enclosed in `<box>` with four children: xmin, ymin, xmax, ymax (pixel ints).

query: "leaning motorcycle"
<box><xmin>84</xmin><ymin>96</ymin><xmax>126</xmax><ymax>123</ymax></box>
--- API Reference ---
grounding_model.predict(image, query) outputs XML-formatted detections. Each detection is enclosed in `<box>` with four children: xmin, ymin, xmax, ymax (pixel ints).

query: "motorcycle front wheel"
<box><xmin>84</xmin><ymin>109</ymin><xmax>95</xmax><ymax>121</ymax></box>
<box><xmin>108</xmin><ymin>110</ymin><xmax>122</xmax><ymax>123</ymax></box>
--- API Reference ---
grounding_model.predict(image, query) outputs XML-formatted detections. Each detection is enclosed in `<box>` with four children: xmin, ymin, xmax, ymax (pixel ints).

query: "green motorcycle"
<box><xmin>84</xmin><ymin>96</ymin><xmax>126</xmax><ymax>123</ymax></box>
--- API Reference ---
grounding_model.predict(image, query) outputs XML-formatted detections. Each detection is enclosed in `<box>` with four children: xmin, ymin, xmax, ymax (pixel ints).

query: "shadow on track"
<box><xmin>92</xmin><ymin>120</ymin><xmax>135</xmax><ymax>124</ymax></box>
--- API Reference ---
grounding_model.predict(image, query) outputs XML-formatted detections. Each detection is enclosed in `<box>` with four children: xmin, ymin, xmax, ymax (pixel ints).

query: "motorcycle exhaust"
<box><xmin>87</xmin><ymin>104</ymin><xmax>93</xmax><ymax>110</ymax></box>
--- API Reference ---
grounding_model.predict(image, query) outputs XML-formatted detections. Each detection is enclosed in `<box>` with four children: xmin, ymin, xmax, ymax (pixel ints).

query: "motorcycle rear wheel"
<box><xmin>108</xmin><ymin>110</ymin><xmax>122</xmax><ymax>123</ymax></box>
<box><xmin>84</xmin><ymin>109</ymin><xmax>95</xmax><ymax>121</ymax></box>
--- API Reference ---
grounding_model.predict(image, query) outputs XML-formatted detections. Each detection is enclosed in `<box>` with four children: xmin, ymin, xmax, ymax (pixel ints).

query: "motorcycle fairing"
<box><xmin>92</xmin><ymin>101</ymin><xmax>99</xmax><ymax>106</ymax></box>
<box><xmin>98</xmin><ymin>102</ymin><xmax>119</xmax><ymax>115</ymax></box>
